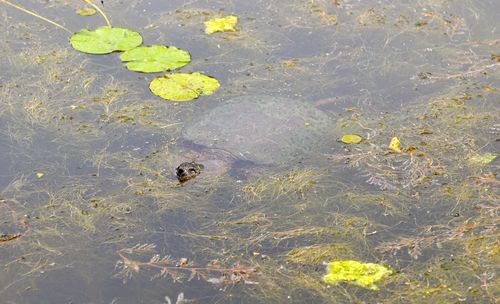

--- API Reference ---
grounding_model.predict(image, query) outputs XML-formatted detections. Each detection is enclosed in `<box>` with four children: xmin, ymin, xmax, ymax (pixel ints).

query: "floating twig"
<box><xmin>115</xmin><ymin>243</ymin><xmax>260</xmax><ymax>285</ymax></box>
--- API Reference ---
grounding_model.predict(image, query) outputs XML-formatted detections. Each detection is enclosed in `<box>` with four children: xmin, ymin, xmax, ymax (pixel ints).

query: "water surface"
<box><xmin>1</xmin><ymin>0</ymin><xmax>499</xmax><ymax>303</ymax></box>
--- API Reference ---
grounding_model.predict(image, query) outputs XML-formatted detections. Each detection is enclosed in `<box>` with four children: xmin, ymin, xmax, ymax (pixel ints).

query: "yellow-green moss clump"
<box><xmin>323</xmin><ymin>260</ymin><xmax>392</xmax><ymax>290</ymax></box>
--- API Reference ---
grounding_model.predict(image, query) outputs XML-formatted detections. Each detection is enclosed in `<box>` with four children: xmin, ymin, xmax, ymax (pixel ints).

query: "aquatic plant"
<box><xmin>241</xmin><ymin>168</ymin><xmax>317</xmax><ymax>201</ymax></box>
<box><xmin>70</xmin><ymin>27</ymin><xmax>143</xmax><ymax>54</ymax></box>
<box><xmin>115</xmin><ymin>243</ymin><xmax>260</xmax><ymax>285</ymax></box>
<box><xmin>149</xmin><ymin>73</ymin><xmax>220</xmax><ymax>101</ymax></box>
<box><xmin>287</xmin><ymin>244</ymin><xmax>354</xmax><ymax>265</ymax></box>
<box><xmin>341</xmin><ymin>134</ymin><xmax>363</xmax><ymax>144</ymax></box>
<box><xmin>1</xmin><ymin>0</ymin><xmax>220</xmax><ymax>101</ymax></box>
<box><xmin>120</xmin><ymin>45</ymin><xmax>191</xmax><ymax>73</ymax></box>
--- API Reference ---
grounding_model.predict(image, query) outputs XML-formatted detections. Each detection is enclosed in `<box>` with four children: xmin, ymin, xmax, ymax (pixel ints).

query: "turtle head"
<box><xmin>176</xmin><ymin>161</ymin><xmax>204</xmax><ymax>183</ymax></box>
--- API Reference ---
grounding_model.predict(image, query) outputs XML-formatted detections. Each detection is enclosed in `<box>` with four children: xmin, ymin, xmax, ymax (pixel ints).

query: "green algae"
<box><xmin>323</xmin><ymin>260</ymin><xmax>392</xmax><ymax>290</ymax></box>
<box><xmin>204</xmin><ymin>16</ymin><xmax>238</xmax><ymax>34</ymax></box>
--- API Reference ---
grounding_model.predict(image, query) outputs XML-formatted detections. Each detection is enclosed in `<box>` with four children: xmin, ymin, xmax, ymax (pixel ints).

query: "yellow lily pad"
<box><xmin>323</xmin><ymin>260</ymin><xmax>392</xmax><ymax>290</ymax></box>
<box><xmin>388</xmin><ymin>137</ymin><xmax>401</xmax><ymax>152</ymax></box>
<box><xmin>341</xmin><ymin>134</ymin><xmax>362</xmax><ymax>144</ymax></box>
<box><xmin>204</xmin><ymin>16</ymin><xmax>238</xmax><ymax>34</ymax></box>
<box><xmin>149</xmin><ymin>72</ymin><xmax>220</xmax><ymax>101</ymax></box>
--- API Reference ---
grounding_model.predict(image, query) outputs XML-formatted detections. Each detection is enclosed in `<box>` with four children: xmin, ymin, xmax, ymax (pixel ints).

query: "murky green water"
<box><xmin>1</xmin><ymin>0</ymin><xmax>498</xmax><ymax>303</ymax></box>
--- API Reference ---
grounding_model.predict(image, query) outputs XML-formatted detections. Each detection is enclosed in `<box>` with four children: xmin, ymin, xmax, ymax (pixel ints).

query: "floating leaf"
<box><xmin>76</xmin><ymin>8</ymin><xmax>96</xmax><ymax>16</ymax></box>
<box><xmin>70</xmin><ymin>27</ymin><xmax>142</xmax><ymax>54</ymax></box>
<box><xmin>150</xmin><ymin>73</ymin><xmax>220</xmax><ymax>101</ymax></box>
<box><xmin>120</xmin><ymin>45</ymin><xmax>191</xmax><ymax>73</ymax></box>
<box><xmin>482</xmin><ymin>86</ymin><xmax>497</xmax><ymax>92</ymax></box>
<box><xmin>204</xmin><ymin>16</ymin><xmax>238</xmax><ymax>34</ymax></box>
<box><xmin>323</xmin><ymin>260</ymin><xmax>392</xmax><ymax>290</ymax></box>
<box><xmin>388</xmin><ymin>137</ymin><xmax>401</xmax><ymax>152</ymax></box>
<box><xmin>469</xmin><ymin>153</ymin><xmax>497</xmax><ymax>164</ymax></box>
<box><xmin>341</xmin><ymin>134</ymin><xmax>362</xmax><ymax>144</ymax></box>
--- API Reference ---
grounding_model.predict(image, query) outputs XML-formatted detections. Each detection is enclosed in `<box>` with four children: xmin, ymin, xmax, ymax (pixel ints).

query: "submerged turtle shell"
<box><xmin>183</xmin><ymin>95</ymin><xmax>333</xmax><ymax>164</ymax></box>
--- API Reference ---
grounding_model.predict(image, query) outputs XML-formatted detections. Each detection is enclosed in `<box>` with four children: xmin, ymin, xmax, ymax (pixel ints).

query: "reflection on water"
<box><xmin>1</xmin><ymin>0</ymin><xmax>498</xmax><ymax>303</ymax></box>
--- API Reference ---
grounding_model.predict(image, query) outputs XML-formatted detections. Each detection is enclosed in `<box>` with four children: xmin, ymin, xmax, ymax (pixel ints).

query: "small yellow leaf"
<box><xmin>204</xmin><ymin>16</ymin><xmax>238</xmax><ymax>34</ymax></box>
<box><xmin>341</xmin><ymin>134</ymin><xmax>362</xmax><ymax>144</ymax></box>
<box><xmin>76</xmin><ymin>8</ymin><xmax>97</xmax><ymax>16</ymax></box>
<box><xmin>482</xmin><ymin>86</ymin><xmax>497</xmax><ymax>92</ymax></box>
<box><xmin>389</xmin><ymin>137</ymin><xmax>401</xmax><ymax>152</ymax></box>
<box><xmin>36</xmin><ymin>172</ymin><xmax>44</xmax><ymax>178</ymax></box>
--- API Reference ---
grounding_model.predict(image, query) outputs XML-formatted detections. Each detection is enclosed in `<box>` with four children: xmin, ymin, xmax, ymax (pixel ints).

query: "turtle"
<box><xmin>176</xmin><ymin>95</ymin><xmax>334</xmax><ymax>182</ymax></box>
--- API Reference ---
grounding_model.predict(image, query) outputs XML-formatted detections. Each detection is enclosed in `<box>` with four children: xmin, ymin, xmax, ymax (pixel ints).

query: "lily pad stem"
<box><xmin>1</xmin><ymin>0</ymin><xmax>72</xmax><ymax>34</ymax></box>
<box><xmin>82</xmin><ymin>0</ymin><xmax>112</xmax><ymax>28</ymax></box>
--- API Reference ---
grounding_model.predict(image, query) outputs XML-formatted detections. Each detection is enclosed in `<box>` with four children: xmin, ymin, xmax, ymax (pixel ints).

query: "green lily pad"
<box><xmin>70</xmin><ymin>27</ymin><xmax>142</xmax><ymax>54</ymax></box>
<box><xmin>149</xmin><ymin>73</ymin><xmax>220</xmax><ymax>101</ymax></box>
<box><xmin>120</xmin><ymin>45</ymin><xmax>191</xmax><ymax>73</ymax></box>
<box><xmin>204</xmin><ymin>16</ymin><xmax>238</xmax><ymax>34</ymax></box>
<box><xmin>323</xmin><ymin>260</ymin><xmax>392</xmax><ymax>290</ymax></box>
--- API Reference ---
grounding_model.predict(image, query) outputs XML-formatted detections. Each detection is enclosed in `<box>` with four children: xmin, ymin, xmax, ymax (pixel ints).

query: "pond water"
<box><xmin>1</xmin><ymin>0</ymin><xmax>499</xmax><ymax>303</ymax></box>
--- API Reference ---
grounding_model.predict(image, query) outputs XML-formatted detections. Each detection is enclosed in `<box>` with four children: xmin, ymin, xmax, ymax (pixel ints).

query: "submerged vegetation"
<box><xmin>0</xmin><ymin>0</ymin><xmax>499</xmax><ymax>303</ymax></box>
<box><xmin>241</xmin><ymin>168</ymin><xmax>318</xmax><ymax>201</ymax></box>
<box><xmin>115</xmin><ymin>243</ymin><xmax>260</xmax><ymax>285</ymax></box>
